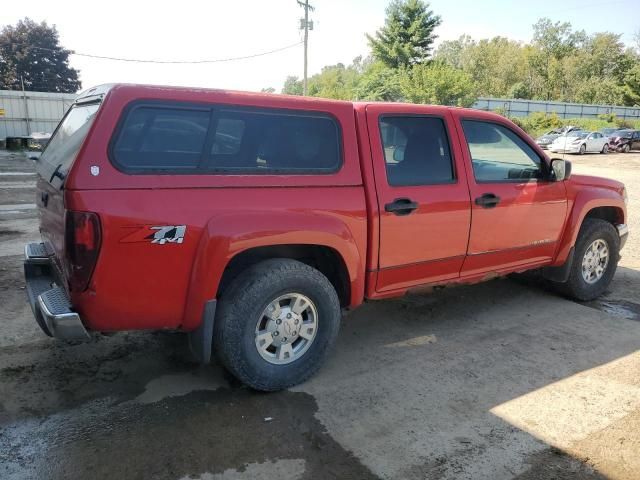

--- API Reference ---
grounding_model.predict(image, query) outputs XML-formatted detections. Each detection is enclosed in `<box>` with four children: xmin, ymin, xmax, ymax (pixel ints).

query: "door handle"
<box><xmin>475</xmin><ymin>193</ymin><xmax>501</xmax><ymax>208</ymax></box>
<box><xmin>385</xmin><ymin>198</ymin><xmax>419</xmax><ymax>216</ymax></box>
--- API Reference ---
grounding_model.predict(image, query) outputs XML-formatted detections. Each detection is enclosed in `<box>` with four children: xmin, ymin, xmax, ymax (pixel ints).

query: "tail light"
<box><xmin>65</xmin><ymin>211</ymin><xmax>102</xmax><ymax>292</ymax></box>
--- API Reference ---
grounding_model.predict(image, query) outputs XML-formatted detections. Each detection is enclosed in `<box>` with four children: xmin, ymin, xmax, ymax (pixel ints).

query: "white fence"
<box><xmin>0</xmin><ymin>89</ymin><xmax>77</xmax><ymax>140</ymax></box>
<box><xmin>473</xmin><ymin>97</ymin><xmax>640</xmax><ymax>120</ymax></box>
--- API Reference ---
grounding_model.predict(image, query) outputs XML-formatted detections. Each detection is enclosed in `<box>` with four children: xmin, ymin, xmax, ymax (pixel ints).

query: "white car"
<box><xmin>548</xmin><ymin>131</ymin><xmax>609</xmax><ymax>154</ymax></box>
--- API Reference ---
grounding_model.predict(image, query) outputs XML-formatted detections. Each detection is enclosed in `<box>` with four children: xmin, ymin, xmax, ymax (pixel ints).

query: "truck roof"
<box><xmin>75</xmin><ymin>83</ymin><xmax>479</xmax><ymax>115</ymax></box>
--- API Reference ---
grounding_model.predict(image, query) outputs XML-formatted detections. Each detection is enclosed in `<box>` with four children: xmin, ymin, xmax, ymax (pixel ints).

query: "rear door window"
<box><xmin>37</xmin><ymin>102</ymin><xmax>100</xmax><ymax>184</ymax></box>
<box><xmin>379</xmin><ymin>116</ymin><xmax>454</xmax><ymax>186</ymax></box>
<box><xmin>111</xmin><ymin>102</ymin><xmax>342</xmax><ymax>174</ymax></box>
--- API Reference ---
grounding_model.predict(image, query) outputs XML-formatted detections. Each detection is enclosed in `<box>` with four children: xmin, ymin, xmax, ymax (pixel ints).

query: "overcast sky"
<box><xmin>3</xmin><ymin>0</ymin><xmax>639</xmax><ymax>93</ymax></box>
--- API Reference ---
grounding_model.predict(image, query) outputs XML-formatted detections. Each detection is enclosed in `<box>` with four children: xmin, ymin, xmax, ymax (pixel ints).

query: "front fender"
<box><xmin>553</xmin><ymin>187</ymin><xmax>626</xmax><ymax>266</ymax></box>
<box><xmin>181</xmin><ymin>210</ymin><xmax>366</xmax><ymax>330</ymax></box>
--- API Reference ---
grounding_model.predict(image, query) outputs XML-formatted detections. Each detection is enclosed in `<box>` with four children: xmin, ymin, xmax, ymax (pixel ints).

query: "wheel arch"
<box><xmin>181</xmin><ymin>211</ymin><xmax>366</xmax><ymax>330</ymax></box>
<box><xmin>553</xmin><ymin>192</ymin><xmax>626</xmax><ymax>266</ymax></box>
<box><xmin>217</xmin><ymin>244</ymin><xmax>352</xmax><ymax>308</ymax></box>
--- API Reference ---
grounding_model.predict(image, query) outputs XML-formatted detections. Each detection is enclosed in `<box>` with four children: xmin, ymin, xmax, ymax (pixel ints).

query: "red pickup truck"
<box><xmin>24</xmin><ymin>84</ymin><xmax>629</xmax><ymax>391</ymax></box>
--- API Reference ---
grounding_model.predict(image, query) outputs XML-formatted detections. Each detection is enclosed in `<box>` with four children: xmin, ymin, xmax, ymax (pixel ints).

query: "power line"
<box><xmin>4</xmin><ymin>40</ymin><xmax>303</xmax><ymax>65</ymax></box>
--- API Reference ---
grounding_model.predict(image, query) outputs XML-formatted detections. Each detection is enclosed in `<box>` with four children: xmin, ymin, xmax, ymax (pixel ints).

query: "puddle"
<box><xmin>134</xmin><ymin>370</ymin><xmax>227</xmax><ymax>404</ymax></box>
<box><xmin>0</xmin><ymin>388</ymin><xmax>379</xmax><ymax>480</ymax></box>
<box><xmin>0</xmin><ymin>204</ymin><xmax>35</xmax><ymax>212</ymax></box>
<box><xmin>178</xmin><ymin>458</ymin><xmax>307</xmax><ymax>480</ymax></box>
<box><xmin>581</xmin><ymin>299</ymin><xmax>640</xmax><ymax>321</ymax></box>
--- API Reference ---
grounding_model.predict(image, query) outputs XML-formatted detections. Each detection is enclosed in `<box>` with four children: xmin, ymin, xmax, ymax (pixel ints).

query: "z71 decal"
<box><xmin>120</xmin><ymin>225</ymin><xmax>186</xmax><ymax>245</ymax></box>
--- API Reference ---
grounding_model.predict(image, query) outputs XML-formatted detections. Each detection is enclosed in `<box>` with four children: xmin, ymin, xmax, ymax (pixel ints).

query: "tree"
<box><xmin>574</xmin><ymin>77</ymin><xmax>625</xmax><ymax>105</ymax></box>
<box><xmin>355</xmin><ymin>61</ymin><xmax>402</xmax><ymax>101</ymax></box>
<box><xmin>281</xmin><ymin>76</ymin><xmax>303</xmax><ymax>95</ymax></box>
<box><xmin>306</xmin><ymin>63</ymin><xmax>361</xmax><ymax>100</ymax></box>
<box><xmin>509</xmin><ymin>82</ymin><xmax>530</xmax><ymax>99</ymax></box>
<box><xmin>622</xmin><ymin>64</ymin><xmax>640</xmax><ymax>105</ymax></box>
<box><xmin>0</xmin><ymin>18</ymin><xmax>81</xmax><ymax>93</ymax></box>
<box><xmin>398</xmin><ymin>62</ymin><xmax>476</xmax><ymax>106</ymax></box>
<box><xmin>367</xmin><ymin>0</ymin><xmax>442</xmax><ymax>68</ymax></box>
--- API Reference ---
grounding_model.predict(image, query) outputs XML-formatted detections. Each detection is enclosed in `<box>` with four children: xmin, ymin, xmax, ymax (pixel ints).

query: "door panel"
<box><xmin>456</xmin><ymin>117</ymin><xmax>568</xmax><ymax>275</ymax></box>
<box><xmin>365</xmin><ymin>104</ymin><xmax>472</xmax><ymax>292</ymax></box>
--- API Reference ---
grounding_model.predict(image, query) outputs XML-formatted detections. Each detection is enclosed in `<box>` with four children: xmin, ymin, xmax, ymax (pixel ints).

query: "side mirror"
<box><xmin>550</xmin><ymin>158</ymin><xmax>572</xmax><ymax>181</ymax></box>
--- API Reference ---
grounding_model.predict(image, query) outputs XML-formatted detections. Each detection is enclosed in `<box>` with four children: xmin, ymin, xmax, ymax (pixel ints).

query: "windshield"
<box><xmin>615</xmin><ymin>130</ymin><xmax>633</xmax><ymax>138</ymax></box>
<box><xmin>567</xmin><ymin>132</ymin><xmax>588</xmax><ymax>139</ymax></box>
<box><xmin>37</xmin><ymin>102</ymin><xmax>100</xmax><ymax>184</ymax></box>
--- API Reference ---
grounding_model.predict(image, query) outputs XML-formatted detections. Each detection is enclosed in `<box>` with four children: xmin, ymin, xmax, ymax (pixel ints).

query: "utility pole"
<box><xmin>297</xmin><ymin>0</ymin><xmax>314</xmax><ymax>96</ymax></box>
<box><xmin>20</xmin><ymin>75</ymin><xmax>31</xmax><ymax>136</ymax></box>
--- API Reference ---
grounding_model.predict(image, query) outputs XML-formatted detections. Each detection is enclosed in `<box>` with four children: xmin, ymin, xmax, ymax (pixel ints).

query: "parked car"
<box><xmin>535</xmin><ymin>129</ymin><xmax>562</xmax><ymax>149</ymax></box>
<box><xmin>599</xmin><ymin>127</ymin><xmax>618</xmax><ymax>137</ymax></box>
<box><xmin>24</xmin><ymin>84</ymin><xmax>629</xmax><ymax>391</ymax></box>
<box><xmin>608</xmin><ymin>129</ymin><xmax>640</xmax><ymax>153</ymax></box>
<box><xmin>548</xmin><ymin>131</ymin><xmax>609</xmax><ymax>154</ymax></box>
<box><xmin>535</xmin><ymin>126</ymin><xmax>582</xmax><ymax>149</ymax></box>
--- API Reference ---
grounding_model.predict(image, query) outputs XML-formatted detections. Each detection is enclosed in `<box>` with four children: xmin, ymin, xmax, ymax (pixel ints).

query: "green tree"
<box><xmin>0</xmin><ymin>18</ymin><xmax>81</xmax><ymax>93</ymax></box>
<box><xmin>574</xmin><ymin>77</ymin><xmax>625</xmax><ymax>105</ymax></box>
<box><xmin>355</xmin><ymin>61</ymin><xmax>402</xmax><ymax>101</ymax></box>
<box><xmin>306</xmin><ymin>63</ymin><xmax>361</xmax><ymax>100</ymax></box>
<box><xmin>509</xmin><ymin>82</ymin><xmax>530</xmax><ymax>99</ymax></box>
<box><xmin>367</xmin><ymin>0</ymin><xmax>442</xmax><ymax>68</ymax></box>
<box><xmin>622</xmin><ymin>64</ymin><xmax>640</xmax><ymax>105</ymax></box>
<box><xmin>281</xmin><ymin>76</ymin><xmax>303</xmax><ymax>95</ymax></box>
<box><xmin>398</xmin><ymin>62</ymin><xmax>476</xmax><ymax>106</ymax></box>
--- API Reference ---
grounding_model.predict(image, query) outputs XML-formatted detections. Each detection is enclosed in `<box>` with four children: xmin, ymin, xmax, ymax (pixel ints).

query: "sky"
<box><xmin>2</xmin><ymin>0</ymin><xmax>639</xmax><ymax>93</ymax></box>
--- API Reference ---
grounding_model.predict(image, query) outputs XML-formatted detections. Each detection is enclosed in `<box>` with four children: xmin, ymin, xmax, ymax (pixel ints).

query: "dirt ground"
<box><xmin>0</xmin><ymin>149</ymin><xmax>639</xmax><ymax>480</ymax></box>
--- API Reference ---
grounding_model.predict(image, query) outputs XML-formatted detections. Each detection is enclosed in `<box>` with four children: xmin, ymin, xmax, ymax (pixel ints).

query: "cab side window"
<box><xmin>462</xmin><ymin>120</ymin><xmax>544</xmax><ymax>182</ymax></box>
<box><xmin>379</xmin><ymin>116</ymin><xmax>454</xmax><ymax>186</ymax></box>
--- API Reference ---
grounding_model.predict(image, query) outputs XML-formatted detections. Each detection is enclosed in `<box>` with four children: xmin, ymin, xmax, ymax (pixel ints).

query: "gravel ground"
<box><xmin>0</xmin><ymin>149</ymin><xmax>639</xmax><ymax>480</ymax></box>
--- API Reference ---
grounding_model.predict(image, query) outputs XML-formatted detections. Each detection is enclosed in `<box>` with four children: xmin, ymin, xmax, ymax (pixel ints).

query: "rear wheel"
<box><xmin>601</xmin><ymin>143</ymin><xmax>609</xmax><ymax>154</ymax></box>
<box><xmin>213</xmin><ymin>258</ymin><xmax>341</xmax><ymax>391</ymax></box>
<box><xmin>623</xmin><ymin>144</ymin><xmax>630</xmax><ymax>153</ymax></box>
<box><xmin>562</xmin><ymin>219</ymin><xmax>619</xmax><ymax>301</ymax></box>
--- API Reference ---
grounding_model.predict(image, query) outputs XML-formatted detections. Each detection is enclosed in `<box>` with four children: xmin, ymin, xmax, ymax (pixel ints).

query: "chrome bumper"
<box><xmin>617</xmin><ymin>224</ymin><xmax>629</xmax><ymax>249</ymax></box>
<box><xmin>24</xmin><ymin>242</ymin><xmax>90</xmax><ymax>341</ymax></box>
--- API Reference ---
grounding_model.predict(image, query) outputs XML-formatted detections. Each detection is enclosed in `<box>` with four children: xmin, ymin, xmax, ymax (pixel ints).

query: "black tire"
<box><xmin>579</xmin><ymin>143</ymin><xmax>586</xmax><ymax>155</ymax></box>
<box><xmin>623</xmin><ymin>144</ymin><xmax>630</xmax><ymax>153</ymax></box>
<box><xmin>562</xmin><ymin>219</ymin><xmax>619</xmax><ymax>301</ymax></box>
<box><xmin>213</xmin><ymin>258</ymin><xmax>341</xmax><ymax>391</ymax></box>
<box><xmin>601</xmin><ymin>143</ymin><xmax>609</xmax><ymax>154</ymax></box>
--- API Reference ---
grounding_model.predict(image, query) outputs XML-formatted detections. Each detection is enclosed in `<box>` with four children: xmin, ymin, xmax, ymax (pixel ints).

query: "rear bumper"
<box><xmin>24</xmin><ymin>242</ymin><xmax>90</xmax><ymax>341</ymax></box>
<box><xmin>618</xmin><ymin>224</ymin><xmax>629</xmax><ymax>250</ymax></box>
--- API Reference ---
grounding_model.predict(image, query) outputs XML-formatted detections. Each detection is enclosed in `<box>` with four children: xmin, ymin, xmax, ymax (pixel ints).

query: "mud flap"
<box><xmin>188</xmin><ymin>299</ymin><xmax>216</xmax><ymax>364</ymax></box>
<box><xmin>541</xmin><ymin>247</ymin><xmax>575</xmax><ymax>283</ymax></box>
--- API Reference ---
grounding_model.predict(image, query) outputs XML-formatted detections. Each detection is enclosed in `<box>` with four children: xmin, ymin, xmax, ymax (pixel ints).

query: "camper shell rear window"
<box><xmin>109</xmin><ymin>101</ymin><xmax>343</xmax><ymax>174</ymax></box>
<box><xmin>37</xmin><ymin>101</ymin><xmax>101</xmax><ymax>185</ymax></box>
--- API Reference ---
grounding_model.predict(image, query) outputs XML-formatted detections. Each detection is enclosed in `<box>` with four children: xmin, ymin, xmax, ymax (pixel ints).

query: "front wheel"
<box><xmin>562</xmin><ymin>219</ymin><xmax>619</xmax><ymax>301</ymax></box>
<box><xmin>579</xmin><ymin>144</ymin><xmax>586</xmax><ymax>155</ymax></box>
<box><xmin>213</xmin><ymin>258</ymin><xmax>341</xmax><ymax>391</ymax></box>
<box><xmin>623</xmin><ymin>144</ymin><xmax>630</xmax><ymax>153</ymax></box>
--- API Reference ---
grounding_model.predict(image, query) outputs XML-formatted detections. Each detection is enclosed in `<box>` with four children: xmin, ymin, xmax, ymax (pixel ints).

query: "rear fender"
<box><xmin>182</xmin><ymin>211</ymin><xmax>364</xmax><ymax>330</ymax></box>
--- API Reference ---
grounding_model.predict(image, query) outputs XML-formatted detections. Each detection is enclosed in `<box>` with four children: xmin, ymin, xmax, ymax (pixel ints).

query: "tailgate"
<box><xmin>35</xmin><ymin>101</ymin><xmax>101</xmax><ymax>279</ymax></box>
